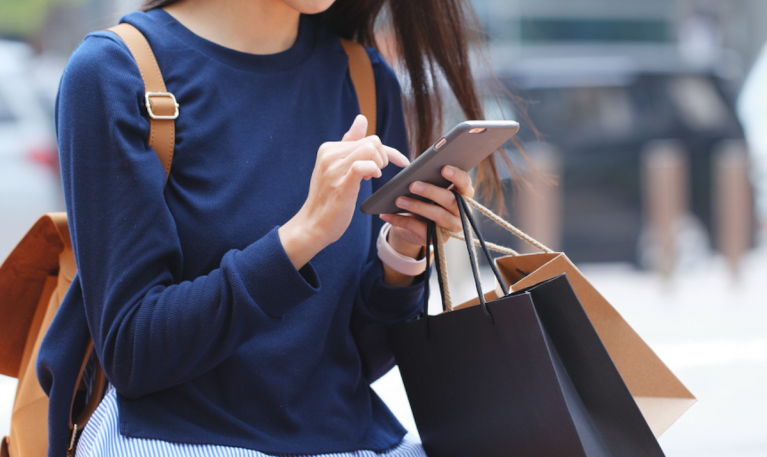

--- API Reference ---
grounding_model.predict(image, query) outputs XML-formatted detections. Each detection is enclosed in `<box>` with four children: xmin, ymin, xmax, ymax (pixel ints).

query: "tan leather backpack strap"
<box><xmin>63</xmin><ymin>22</ymin><xmax>177</xmax><ymax>453</ymax></box>
<box><xmin>55</xmin><ymin>211</ymin><xmax>105</xmax><ymax>454</ymax></box>
<box><xmin>67</xmin><ymin>341</ymin><xmax>106</xmax><ymax>456</ymax></box>
<box><xmin>340</xmin><ymin>39</ymin><xmax>376</xmax><ymax>138</ymax></box>
<box><xmin>107</xmin><ymin>23</ymin><xmax>177</xmax><ymax>182</ymax></box>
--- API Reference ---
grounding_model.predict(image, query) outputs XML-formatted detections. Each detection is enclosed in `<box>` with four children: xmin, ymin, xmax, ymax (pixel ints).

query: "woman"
<box><xmin>40</xmin><ymin>0</ymin><xmax>507</xmax><ymax>455</ymax></box>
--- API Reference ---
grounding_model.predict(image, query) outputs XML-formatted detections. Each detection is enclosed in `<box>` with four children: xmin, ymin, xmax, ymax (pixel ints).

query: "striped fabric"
<box><xmin>76</xmin><ymin>387</ymin><xmax>427</xmax><ymax>457</ymax></box>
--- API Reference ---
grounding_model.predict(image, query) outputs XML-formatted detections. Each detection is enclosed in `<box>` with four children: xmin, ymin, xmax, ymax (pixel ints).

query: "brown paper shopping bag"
<box><xmin>450</xmin><ymin>197</ymin><xmax>696</xmax><ymax>438</ymax></box>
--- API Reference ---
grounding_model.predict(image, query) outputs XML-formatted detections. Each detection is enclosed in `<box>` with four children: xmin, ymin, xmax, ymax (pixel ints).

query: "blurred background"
<box><xmin>1</xmin><ymin>0</ymin><xmax>766</xmax><ymax>455</ymax></box>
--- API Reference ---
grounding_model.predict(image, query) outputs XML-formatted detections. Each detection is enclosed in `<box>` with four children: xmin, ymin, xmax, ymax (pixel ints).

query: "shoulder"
<box><xmin>65</xmin><ymin>32</ymin><xmax>131</xmax><ymax>74</ymax></box>
<box><xmin>61</xmin><ymin>10</ymin><xmax>169</xmax><ymax>90</ymax></box>
<box><xmin>310</xmin><ymin>18</ymin><xmax>402</xmax><ymax>97</ymax></box>
<box><xmin>360</xmin><ymin>46</ymin><xmax>405</xmax><ymax>131</ymax></box>
<box><xmin>364</xmin><ymin>46</ymin><xmax>403</xmax><ymax>98</ymax></box>
<box><xmin>360</xmin><ymin>47</ymin><xmax>406</xmax><ymax>140</ymax></box>
<box><xmin>56</xmin><ymin>22</ymin><xmax>151</xmax><ymax>163</ymax></box>
<box><xmin>60</xmin><ymin>29</ymin><xmax>140</xmax><ymax>97</ymax></box>
<box><xmin>57</xmin><ymin>29</ymin><xmax>146</xmax><ymax>138</ymax></box>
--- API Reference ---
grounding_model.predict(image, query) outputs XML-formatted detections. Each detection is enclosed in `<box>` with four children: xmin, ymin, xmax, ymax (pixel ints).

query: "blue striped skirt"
<box><xmin>75</xmin><ymin>387</ymin><xmax>426</xmax><ymax>457</ymax></box>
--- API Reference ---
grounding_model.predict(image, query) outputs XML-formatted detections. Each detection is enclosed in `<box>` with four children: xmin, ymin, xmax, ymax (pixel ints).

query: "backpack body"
<box><xmin>0</xmin><ymin>215</ymin><xmax>75</xmax><ymax>457</ymax></box>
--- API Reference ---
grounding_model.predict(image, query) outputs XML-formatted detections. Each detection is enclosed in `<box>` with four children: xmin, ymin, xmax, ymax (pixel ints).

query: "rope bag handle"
<box><xmin>433</xmin><ymin>195</ymin><xmax>554</xmax><ymax>311</ymax></box>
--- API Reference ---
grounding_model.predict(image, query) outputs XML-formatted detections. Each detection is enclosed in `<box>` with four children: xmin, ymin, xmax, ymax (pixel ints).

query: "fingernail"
<box><xmin>411</xmin><ymin>182</ymin><xmax>424</xmax><ymax>193</ymax></box>
<box><xmin>443</xmin><ymin>166</ymin><xmax>454</xmax><ymax>178</ymax></box>
<box><xmin>380</xmin><ymin>214</ymin><xmax>391</xmax><ymax>222</ymax></box>
<box><xmin>396</xmin><ymin>197</ymin><xmax>409</xmax><ymax>208</ymax></box>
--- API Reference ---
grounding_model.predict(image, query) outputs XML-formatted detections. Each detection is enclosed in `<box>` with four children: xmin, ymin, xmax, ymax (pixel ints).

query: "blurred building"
<box><xmin>473</xmin><ymin>0</ymin><xmax>767</xmax><ymax>78</ymax></box>
<box><xmin>0</xmin><ymin>0</ymin><xmax>764</xmax><ymax>70</ymax></box>
<box><xmin>467</xmin><ymin>0</ymin><xmax>763</xmax><ymax>266</ymax></box>
<box><xmin>1</xmin><ymin>0</ymin><xmax>766</xmax><ymax>266</ymax></box>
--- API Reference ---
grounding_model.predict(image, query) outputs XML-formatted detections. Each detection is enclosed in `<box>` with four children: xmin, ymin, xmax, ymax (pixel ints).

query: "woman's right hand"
<box><xmin>279</xmin><ymin>115</ymin><xmax>410</xmax><ymax>270</ymax></box>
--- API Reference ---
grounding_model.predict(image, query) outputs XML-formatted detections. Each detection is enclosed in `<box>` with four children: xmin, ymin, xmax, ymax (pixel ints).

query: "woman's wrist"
<box><xmin>379</xmin><ymin>223</ymin><xmax>425</xmax><ymax>287</ymax></box>
<box><xmin>278</xmin><ymin>213</ymin><xmax>326</xmax><ymax>271</ymax></box>
<box><xmin>387</xmin><ymin>225</ymin><xmax>423</xmax><ymax>259</ymax></box>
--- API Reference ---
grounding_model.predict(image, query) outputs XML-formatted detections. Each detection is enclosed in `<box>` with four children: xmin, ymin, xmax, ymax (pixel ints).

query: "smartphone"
<box><xmin>360</xmin><ymin>120</ymin><xmax>519</xmax><ymax>215</ymax></box>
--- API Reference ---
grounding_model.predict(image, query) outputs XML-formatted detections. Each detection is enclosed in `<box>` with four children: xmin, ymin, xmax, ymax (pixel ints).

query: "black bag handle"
<box><xmin>421</xmin><ymin>221</ymin><xmax>448</xmax><ymax>338</ymax></box>
<box><xmin>454</xmin><ymin>192</ymin><xmax>512</xmax><ymax>323</ymax></box>
<box><xmin>421</xmin><ymin>192</ymin><xmax>510</xmax><ymax>327</ymax></box>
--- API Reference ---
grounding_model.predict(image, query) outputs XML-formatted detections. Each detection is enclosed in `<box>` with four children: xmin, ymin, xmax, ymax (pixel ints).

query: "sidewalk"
<box><xmin>372</xmin><ymin>245</ymin><xmax>767</xmax><ymax>456</ymax></box>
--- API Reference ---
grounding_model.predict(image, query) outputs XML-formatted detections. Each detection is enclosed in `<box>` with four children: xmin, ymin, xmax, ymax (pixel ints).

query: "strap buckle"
<box><xmin>145</xmin><ymin>91</ymin><xmax>179</xmax><ymax>120</ymax></box>
<box><xmin>67</xmin><ymin>423</ymin><xmax>80</xmax><ymax>454</ymax></box>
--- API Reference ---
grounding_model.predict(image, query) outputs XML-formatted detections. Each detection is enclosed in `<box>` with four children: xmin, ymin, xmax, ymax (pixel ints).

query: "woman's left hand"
<box><xmin>379</xmin><ymin>165</ymin><xmax>474</xmax><ymax>285</ymax></box>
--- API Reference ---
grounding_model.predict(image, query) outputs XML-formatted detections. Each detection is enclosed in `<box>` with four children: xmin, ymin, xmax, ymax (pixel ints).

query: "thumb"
<box><xmin>342</xmin><ymin>115</ymin><xmax>368</xmax><ymax>142</ymax></box>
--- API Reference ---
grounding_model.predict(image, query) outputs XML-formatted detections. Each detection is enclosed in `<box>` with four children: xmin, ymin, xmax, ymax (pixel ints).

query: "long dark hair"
<box><xmin>140</xmin><ymin>0</ymin><xmax>513</xmax><ymax>202</ymax></box>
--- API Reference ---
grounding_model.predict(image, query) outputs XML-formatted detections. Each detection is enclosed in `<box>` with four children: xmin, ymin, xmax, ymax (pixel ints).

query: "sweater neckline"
<box><xmin>144</xmin><ymin>8</ymin><xmax>316</xmax><ymax>72</ymax></box>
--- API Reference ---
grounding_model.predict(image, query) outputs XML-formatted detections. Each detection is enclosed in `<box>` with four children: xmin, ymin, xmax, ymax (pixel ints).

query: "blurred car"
<box><xmin>0</xmin><ymin>40</ymin><xmax>63</xmax><ymax>262</ymax></box>
<box><xmin>482</xmin><ymin>43</ymin><xmax>748</xmax><ymax>264</ymax></box>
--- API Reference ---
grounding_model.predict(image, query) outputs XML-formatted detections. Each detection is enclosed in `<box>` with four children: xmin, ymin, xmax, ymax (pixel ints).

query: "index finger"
<box><xmin>384</xmin><ymin>145</ymin><xmax>410</xmax><ymax>168</ymax></box>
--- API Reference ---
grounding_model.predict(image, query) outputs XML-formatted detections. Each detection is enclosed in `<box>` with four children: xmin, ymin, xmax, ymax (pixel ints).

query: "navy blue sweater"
<box><xmin>37</xmin><ymin>9</ymin><xmax>423</xmax><ymax>456</ymax></box>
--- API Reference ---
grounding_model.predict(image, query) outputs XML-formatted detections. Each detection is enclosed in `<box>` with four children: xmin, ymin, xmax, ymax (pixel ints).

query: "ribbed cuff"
<box><xmin>234</xmin><ymin>226</ymin><xmax>320</xmax><ymax>318</ymax></box>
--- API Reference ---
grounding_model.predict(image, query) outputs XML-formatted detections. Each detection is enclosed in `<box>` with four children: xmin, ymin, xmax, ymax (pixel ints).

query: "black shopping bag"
<box><xmin>388</xmin><ymin>194</ymin><xmax>664</xmax><ymax>457</ymax></box>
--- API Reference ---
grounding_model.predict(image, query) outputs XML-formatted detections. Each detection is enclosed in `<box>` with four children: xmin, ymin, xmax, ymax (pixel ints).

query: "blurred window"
<box><xmin>0</xmin><ymin>90</ymin><xmax>16</xmax><ymax>123</ymax></box>
<box><xmin>519</xmin><ymin>19</ymin><xmax>670</xmax><ymax>43</ymax></box>
<box><xmin>667</xmin><ymin>76</ymin><xmax>728</xmax><ymax>131</ymax></box>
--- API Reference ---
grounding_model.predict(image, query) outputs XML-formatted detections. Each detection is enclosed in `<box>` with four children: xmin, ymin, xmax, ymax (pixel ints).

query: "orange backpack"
<box><xmin>0</xmin><ymin>23</ymin><xmax>375</xmax><ymax>457</ymax></box>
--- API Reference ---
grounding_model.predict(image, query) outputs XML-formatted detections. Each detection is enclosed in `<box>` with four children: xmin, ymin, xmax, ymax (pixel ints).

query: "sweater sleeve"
<box><xmin>351</xmin><ymin>49</ymin><xmax>424</xmax><ymax>382</ymax></box>
<box><xmin>56</xmin><ymin>33</ymin><xmax>320</xmax><ymax>399</ymax></box>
